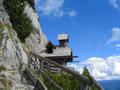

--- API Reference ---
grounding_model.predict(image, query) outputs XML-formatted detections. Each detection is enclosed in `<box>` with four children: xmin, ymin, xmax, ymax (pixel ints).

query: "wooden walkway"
<box><xmin>25</xmin><ymin>52</ymin><xmax>104</xmax><ymax>90</ymax></box>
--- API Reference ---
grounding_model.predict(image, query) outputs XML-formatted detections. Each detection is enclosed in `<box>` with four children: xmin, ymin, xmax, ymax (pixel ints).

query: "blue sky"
<box><xmin>35</xmin><ymin>0</ymin><xmax>120</xmax><ymax>80</ymax></box>
<box><xmin>35</xmin><ymin>0</ymin><xmax>120</xmax><ymax>60</ymax></box>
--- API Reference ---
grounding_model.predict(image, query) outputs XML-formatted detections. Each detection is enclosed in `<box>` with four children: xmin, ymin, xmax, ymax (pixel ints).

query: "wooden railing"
<box><xmin>24</xmin><ymin>67</ymin><xmax>47</xmax><ymax>90</ymax></box>
<box><xmin>27</xmin><ymin>52</ymin><xmax>104</xmax><ymax>90</ymax></box>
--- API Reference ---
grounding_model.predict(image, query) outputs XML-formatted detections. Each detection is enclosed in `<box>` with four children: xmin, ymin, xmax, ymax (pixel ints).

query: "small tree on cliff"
<box><xmin>4</xmin><ymin>0</ymin><xmax>34</xmax><ymax>42</ymax></box>
<box><xmin>82</xmin><ymin>67</ymin><xmax>90</xmax><ymax>77</ymax></box>
<box><xmin>82</xmin><ymin>67</ymin><xmax>99</xmax><ymax>90</ymax></box>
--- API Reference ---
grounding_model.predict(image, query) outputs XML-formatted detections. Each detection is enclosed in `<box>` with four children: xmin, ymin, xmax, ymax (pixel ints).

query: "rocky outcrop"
<box><xmin>24</xmin><ymin>3</ymin><xmax>48</xmax><ymax>54</ymax></box>
<box><xmin>0</xmin><ymin>0</ymin><xmax>48</xmax><ymax>89</ymax></box>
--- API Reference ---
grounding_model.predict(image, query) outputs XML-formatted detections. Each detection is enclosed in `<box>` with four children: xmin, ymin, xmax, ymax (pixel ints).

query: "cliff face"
<box><xmin>0</xmin><ymin>0</ymin><xmax>47</xmax><ymax>89</ymax></box>
<box><xmin>24</xmin><ymin>4</ymin><xmax>48</xmax><ymax>54</ymax></box>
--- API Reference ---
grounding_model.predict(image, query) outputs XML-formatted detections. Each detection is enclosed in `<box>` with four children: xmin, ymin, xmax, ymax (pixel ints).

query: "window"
<box><xmin>46</xmin><ymin>41</ymin><xmax>55</xmax><ymax>54</ymax></box>
<box><xmin>46</xmin><ymin>46</ymin><xmax>53</xmax><ymax>53</ymax></box>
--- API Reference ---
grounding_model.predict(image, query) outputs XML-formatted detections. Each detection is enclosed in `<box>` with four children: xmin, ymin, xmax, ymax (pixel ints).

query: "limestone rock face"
<box><xmin>0</xmin><ymin>0</ymin><xmax>47</xmax><ymax>70</ymax></box>
<box><xmin>0</xmin><ymin>0</ymin><xmax>28</xmax><ymax>70</ymax></box>
<box><xmin>24</xmin><ymin>4</ymin><xmax>48</xmax><ymax>54</ymax></box>
<box><xmin>0</xmin><ymin>0</ymin><xmax>48</xmax><ymax>89</ymax></box>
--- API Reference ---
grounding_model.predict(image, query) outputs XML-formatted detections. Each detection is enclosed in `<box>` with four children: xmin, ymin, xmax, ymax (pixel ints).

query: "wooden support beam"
<box><xmin>80</xmin><ymin>81</ymin><xmax>88</xmax><ymax>90</ymax></box>
<box><xmin>30</xmin><ymin>52</ymin><xmax>103</xmax><ymax>90</ymax></box>
<box><xmin>30</xmin><ymin>52</ymin><xmax>90</xmax><ymax>84</ymax></box>
<box><xmin>25</xmin><ymin>67</ymin><xmax>47</xmax><ymax>90</ymax></box>
<box><xmin>39</xmin><ymin>59</ymin><xmax>44</xmax><ymax>75</ymax></box>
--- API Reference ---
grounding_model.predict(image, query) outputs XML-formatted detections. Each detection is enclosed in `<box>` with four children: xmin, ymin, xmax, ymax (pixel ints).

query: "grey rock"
<box><xmin>0</xmin><ymin>81</ymin><xmax>4</xmax><ymax>89</ymax></box>
<box><xmin>0</xmin><ymin>0</ymin><xmax>48</xmax><ymax>90</ymax></box>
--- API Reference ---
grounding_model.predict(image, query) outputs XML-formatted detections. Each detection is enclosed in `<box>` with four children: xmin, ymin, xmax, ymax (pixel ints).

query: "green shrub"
<box><xmin>0</xmin><ymin>32</ymin><xmax>3</xmax><ymax>43</ymax></box>
<box><xmin>0</xmin><ymin>20</ymin><xmax>4</xmax><ymax>44</ymax></box>
<box><xmin>0</xmin><ymin>77</ymin><xmax>12</xmax><ymax>89</ymax></box>
<box><xmin>82</xmin><ymin>67</ymin><xmax>90</xmax><ymax>77</ymax></box>
<box><xmin>82</xmin><ymin>67</ymin><xmax>99</xmax><ymax>90</ymax></box>
<box><xmin>0</xmin><ymin>88</ymin><xmax>5</xmax><ymax>90</ymax></box>
<box><xmin>42</xmin><ymin>71</ymin><xmax>81</xmax><ymax>90</ymax></box>
<box><xmin>0</xmin><ymin>66</ymin><xmax>7</xmax><ymax>72</ymax></box>
<box><xmin>32</xmin><ymin>68</ymin><xmax>100</xmax><ymax>90</ymax></box>
<box><xmin>0</xmin><ymin>21</ymin><xmax>4</xmax><ymax>29</ymax></box>
<box><xmin>27</xmin><ymin>0</ymin><xmax>35</xmax><ymax>9</ymax></box>
<box><xmin>42</xmin><ymin>68</ymin><xmax>101</xmax><ymax>90</ymax></box>
<box><xmin>5</xmin><ymin>24</ymin><xmax>13</xmax><ymax>38</ymax></box>
<box><xmin>4</xmin><ymin>0</ymin><xmax>34</xmax><ymax>42</ymax></box>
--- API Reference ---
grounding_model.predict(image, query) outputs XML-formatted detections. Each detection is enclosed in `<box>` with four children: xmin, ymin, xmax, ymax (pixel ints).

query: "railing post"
<box><xmin>39</xmin><ymin>58</ymin><xmax>44</xmax><ymax>76</ymax></box>
<box><xmin>27</xmin><ymin>52</ymin><xmax>32</xmax><ymax>68</ymax></box>
<box><xmin>80</xmin><ymin>81</ymin><xmax>88</xmax><ymax>90</ymax></box>
<box><xmin>27</xmin><ymin>56</ymin><xmax>31</xmax><ymax>68</ymax></box>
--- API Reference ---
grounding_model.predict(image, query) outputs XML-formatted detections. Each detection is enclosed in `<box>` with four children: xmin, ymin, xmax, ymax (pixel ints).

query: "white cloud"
<box><xmin>68</xmin><ymin>56</ymin><xmax>120</xmax><ymax>80</ymax></box>
<box><xmin>35</xmin><ymin>0</ymin><xmax>77</xmax><ymax>17</ymax></box>
<box><xmin>112</xmin><ymin>62</ymin><xmax>120</xmax><ymax>75</ymax></box>
<box><xmin>116</xmin><ymin>44</ymin><xmax>120</xmax><ymax>47</ymax></box>
<box><xmin>108</xmin><ymin>27</ymin><xmax>120</xmax><ymax>43</ymax></box>
<box><xmin>109</xmin><ymin>0</ymin><xmax>120</xmax><ymax>10</ymax></box>
<box><xmin>116</xmin><ymin>44</ymin><xmax>120</xmax><ymax>51</ymax></box>
<box><xmin>68</xmin><ymin>10</ymin><xmax>77</xmax><ymax>17</ymax></box>
<box><xmin>36</xmin><ymin>0</ymin><xmax>64</xmax><ymax>17</ymax></box>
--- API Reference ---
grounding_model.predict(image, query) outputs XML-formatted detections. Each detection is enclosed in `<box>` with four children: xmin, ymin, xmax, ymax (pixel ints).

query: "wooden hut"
<box><xmin>40</xmin><ymin>34</ymin><xmax>73</xmax><ymax>73</ymax></box>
